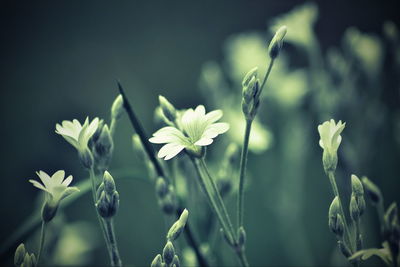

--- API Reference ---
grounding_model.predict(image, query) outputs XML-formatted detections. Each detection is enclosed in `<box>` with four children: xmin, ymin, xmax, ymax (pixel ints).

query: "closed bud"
<box><xmin>159</xmin><ymin>95</ymin><xmax>177</xmax><ymax>123</ymax></box>
<box><xmin>94</xmin><ymin>125</ymin><xmax>114</xmax><ymax>160</ymax></box>
<box><xmin>361</xmin><ymin>177</ymin><xmax>383</xmax><ymax>205</ymax></box>
<box><xmin>160</xmin><ymin>193</ymin><xmax>176</xmax><ymax>215</ymax></box>
<box><xmin>322</xmin><ymin>150</ymin><xmax>338</xmax><ymax>174</ymax></box>
<box><xmin>268</xmin><ymin>26</ymin><xmax>287</xmax><ymax>59</ymax></box>
<box><xmin>96</xmin><ymin>183</ymin><xmax>105</xmax><ymax>201</ymax></box>
<box><xmin>351</xmin><ymin>175</ymin><xmax>364</xmax><ymax>196</ymax></box>
<box><xmin>78</xmin><ymin>148</ymin><xmax>94</xmax><ymax>169</ymax></box>
<box><xmin>171</xmin><ymin>255</ymin><xmax>180</xmax><ymax>267</ymax></box>
<box><xmin>238</xmin><ymin>227</ymin><xmax>246</xmax><ymax>248</ymax></box>
<box><xmin>242</xmin><ymin>76</ymin><xmax>257</xmax><ymax>103</ymax></box>
<box><xmin>329</xmin><ymin>197</ymin><xmax>344</xmax><ymax>237</ymax></box>
<box><xmin>91</xmin><ymin>119</ymin><xmax>105</xmax><ymax>145</ymax></box>
<box><xmin>29</xmin><ymin>254</ymin><xmax>36</xmax><ymax>267</ymax></box>
<box><xmin>242</xmin><ymin>67</ymin><xmax>258</xmax><ymax>88</ymax></box>
<box><xmin>22</xmin><ymin>253</ymin><xmax>33</xmax><ymax>267</ymax></box>
<box><xmin>151</xmin><ymin>254</ymin><xmax>163</xmax><ymax>267</ymax></box>
<box><xmin>14</xmin><ymin>244</ymin><xmax>26</xmax><ymax>266</ymax></box>
<box><xmin>338</xmin><ymin>241</ymin><xmax>352</xmax><ymax>258</ymax></box>
<box><xmin>163</xmin><ymin>241</ymin><xmax>175</xmax><ymax>265</ymax></box>
<box><xmin>155</xmin><ymin>177</ymin><xmax>168</xmax><ymax>199</ymax></box>
<box><xmin>96</xmin><ymin>190</ymin><xmax>119</xmax><ymax>218</ymax></box>
<box><xmin>111</xmin><ymin>94</ymin><xmax>124</xmax><ymax>120</ymax></box>
<box><xmin>103</xmin><ymin>171</ymin><xmax>116</xmax><ymax>194</ymax></box>
<box><xmin>167</xmin><ymin>209</ymin><xmax>189</xmax><ymax>241</ymax></box>
<box><xmin>350</xmin><ymin>194</ymin><xmax>360</xmax><ymax>221</ymax></box>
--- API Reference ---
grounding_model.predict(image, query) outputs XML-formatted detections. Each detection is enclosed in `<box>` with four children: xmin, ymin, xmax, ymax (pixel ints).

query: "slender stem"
<box><xmin>237</xmin><ymin>120</ymin><xmax>252</xmax><ymax>228</ymax></box>
<box><xmin>355</xmin><ymin>219</ymin><xmax>362</xmax><ymax>251</ymax></box>
<box><xmin>259</xmin><ymin>58</ymin><xmax>275</xmax><ymax>96</ymax></box>
<box><xmin>104</xmin><ymin>219</ymin><xmax>122</xmax><ymax>267</ymax></box>
<box><xmin>327</xmin><ymin>171</ymin><xmax>354</xmax><ymax>252</ymax></box>
<box><xmin>36</xmin><ymin>221</ymin><xmax>46</xmax><ymax>266</ymax></box>
<box><xmin>376</xmin><ymin>201</ymin><xmax>385</xmax><ymax>234</ymax></box>
<box><xmin>117</xmin><ymin>82</ymin><xmax>207</xmax><ymax>267</ymax></box>
<box><xmin>237</xmin><ymin>249</ymin><xmax>250</xmax><ymax>267</ymax></box>
<box><xmin>110</xmin><ymin>118</ymin><xmax>117</xmax><ymax>137</ymax></box>
<box><xmin>191</xmin><ymin>158</ymin><xmax>235</xmax><ymax>244</ymax></box>
<box><xmin>200</xmin><ymin>158</ymin><xmax>236</xmax><ymax>239</ymax></box>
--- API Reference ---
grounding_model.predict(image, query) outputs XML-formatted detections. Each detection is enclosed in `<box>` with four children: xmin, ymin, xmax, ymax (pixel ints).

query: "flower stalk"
<box><xmin>35</xmin><ymin>221</ymin><xmax>46</xmax><ymax>267</ymax></box>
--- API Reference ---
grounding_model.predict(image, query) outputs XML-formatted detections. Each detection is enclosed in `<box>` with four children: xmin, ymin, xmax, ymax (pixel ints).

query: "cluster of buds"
<box><xmin>90</xmin><ymin>119</ymin><xmax>114</xmax><ymax>172</ymax></box>
<box><xmin>155</xmin><ymin>177</ymin><xmax>177</xmax><ymax>215</ymax></box>
<box><xmin>151</xmin><ymin>209</ymin><xmax>188</xmax><ymax>267</ymax></box>
<box><xmin>14</xmin><ymin>244</ymin><xmax>36</xmax><ymax>267</ymax></box>
<box><xmin>96</xmin><ymin>171</ymin><xmax>120</xmax><ymax>218</ymax></box>
<box><xmin>328</xmin><ymin>197</ymin><xmax>344</xmax><ymax>238</ymax></box>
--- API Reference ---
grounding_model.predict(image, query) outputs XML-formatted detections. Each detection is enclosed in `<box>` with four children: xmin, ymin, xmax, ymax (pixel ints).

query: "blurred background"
<box><xmin>1</xmin><ymin>0</ymin><xmax>400</xmax><ymax>266</ymax></box>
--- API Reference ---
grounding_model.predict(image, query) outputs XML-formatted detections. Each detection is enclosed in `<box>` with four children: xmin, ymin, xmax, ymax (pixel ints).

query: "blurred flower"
<box><xmin>55</xmin><ymin>117</ymin><xmax>99</xmax><ymax>153</ymax></box>
<box><xmin>150</xmin><ymin>105</ymin><xmax>229</xmax><ymax>160</ymax></box>
<box><xmin>29</xmin><ymin>170</ymin><xmax>79</xmax><ymax>207</ymax></box>
<box><xmin>270</xmin><ymin>2</ymin><xmax>318</xmax><ymax>49</ymax></box>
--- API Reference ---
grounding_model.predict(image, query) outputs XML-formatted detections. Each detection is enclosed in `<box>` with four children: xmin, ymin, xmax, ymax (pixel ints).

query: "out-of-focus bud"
<box><xmin>237</xmin><ymin>227</ymin><xmax>247</xmax><ymax>248</ymax></box>
<box><xmin>159</xmin><ymin>95</ymin><xmax>177</xmax><ymax>124</ymax></box>
<box><xmin>14</xmin><ymin>243</ymin><xmax>26</xmax><ymax>266</ymax></box>
<box><xmin>163</xmin><ymin>241</ymin><xmax>175</xmax><ymax>265</ymax></box>
<box><xmin>171</xmin><ymin>255</ymin><xmax>180</xmax><ymax>267</ymax></box>
<box><xmin>111</xmin><ymin>94</ymin><xmax>124</xmax><ymax>120</ymax></box>
<box><xmin>361</xmin><ymin>177</ymin><xmax>383</xmax><ymax>205</ymax></box>
<box><xmin>151</xmin><ymin>254</ymin><xmax>163</xmax><ymax>267</ymax></box>
<box><xmin>268</xmin><ymin>26</ymin><xmax>287</xmax><ymax>59</ymax></box>
<box><xmin>167</xmin><ymin>209</ymin><xmax>189</xmax><ymax>241</ymax></box>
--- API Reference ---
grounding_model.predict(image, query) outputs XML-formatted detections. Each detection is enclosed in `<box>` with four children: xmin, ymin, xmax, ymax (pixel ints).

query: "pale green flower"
<box><xmin>318</xmin><ymin>119</ymin><xmax>345</xmax><ymax>154</ymax></box>
<box><xmin>29</xmin><ymin>170</ymin><xmax>79</xmax><ymax>206</ymax></box>
<box><xmin>149</xmin><ymin>105</ymin><xmax>229</xmax><ymax>160</ymax></box>
<box><xmin>55</xmin><ymin>117</ymin><xmax>99</xmax><ymax>153</ymax></box>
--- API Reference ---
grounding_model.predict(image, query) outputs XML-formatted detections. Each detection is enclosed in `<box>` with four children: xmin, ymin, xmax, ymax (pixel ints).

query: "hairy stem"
<box><xmin>36</xmin><ymin>221</ymin><xmax>46</xmax><ymax>266</ymax></box>
<box><xmin>237</xmin><ymin>120</ymin><xmax>252</xmax><ymax>228</ymax></box>
<box><xmin>104</xmin><ymin>219</ymin><xmax>122</xmax><ymax>267</ymax></box>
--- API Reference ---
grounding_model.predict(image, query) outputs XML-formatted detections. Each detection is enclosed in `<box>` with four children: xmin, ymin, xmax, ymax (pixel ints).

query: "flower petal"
<box><xmin>194</xmin><ymin>138</ymin><xmax>213</xmax><ymax>146</ymax></box>
<box><xmin>52</xmin><ymin>170</ymin><xmax>65</xmax><ymax>185</ymax></box>
<box><xmin>29</xmin><ymin>179</ymin><xmax>48</xmax><ymax>192</ymax></box>
<box><xmin>157</xmin><ymin>143</ymin><xmax>185</xmax><ymax>160</ymax></box>
<box><xmin>149</xmin><ymin>127</ymin><xmax>189</xmax><ymax>145</ymax></box>
<box><xmin>62</xmin><ymin>175</ymin><xmax>73</xmax><ymax>186</ymax></box>
<box><xmin>36</xmin><ymin>171</ymin><xmax>52</xmax><ymax>189</ymax></box>
<box><xmin>204</xmin><ymin>110</ymin><xmax>223</xmax><ymax>124</ymax></box>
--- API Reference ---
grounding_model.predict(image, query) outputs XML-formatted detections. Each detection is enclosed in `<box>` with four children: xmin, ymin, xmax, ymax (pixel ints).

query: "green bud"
<box><xmin>94</xmin><ymin>124</ymin><xmax>114</xmax><ymax>162</ymax></box>
<box><xmin>14</xmin><ymin>244</ymin><xmax>26</xmax><ymax>266</ymax></box>
<box><xmin>361</xmin><ymin>177</ymin><xmax>383</xmax><ymax>205</ymax></box>
<box><xmin>22</xmin><ymin>253</ymin><xmax>33</xmax><ymax>267</ymax></box>
<box><xmin>163</xmin><ymin>241</ymin><xmax>175</xmax><ymax>265</ymax></box>
<box><xmin>42</xmin><ymin>201</ymin><xmax>58</xmax><ymax>222</ymax></box>
<box><xmin>171</xmin><ymin>255</ymin><xmax>180</xmax><ymax>267</ymax></box>
<box><xmin>151</xmin><ymin>254</ymin><xmax>163</xmax><ymax>267</ymax></box>
<box><xmin>350</xmin><ymin>194</ymin><xmax>360</xmax><ymax>221</ymax></box>
<box><xmin>29</xmin><ymin>254</ymin><xmax>36</xmax><ymax>267</ymax></box>
<box><xmin>96</xmin><ymin>190</ymin><xmax>119</xmax><ymax>218</ymax></box>
<box><xmin>90</xmin><ymin>119</ymin><xmax>105</xmax><ymax>145</ymax></box>
<box><xmin>103</xmin><ymin>171</ymin><xmax>116</xmax><ymax>194</ymax></box>
<box><xmin>167</xmin><ymin>209</ymin><xmax>189</xmax><ymax>241</ymax></box>
<box><xmin>329</xmin><ymin>197</ymin><xmax>344</xmax><ymax>237</ymax></box>
<box><xmin>268</xmin><ymin>25</ymin><xmax>287</xmax><ymax>59</ymax></box>
<box><xmin>242</xmin><ymin>76</ymin><xmax>257</xmax><ymax>103</ymax></box>
<box><xmin>351</xmin><ymin>175</ymin><xmax>364</xmax><ymax>196</ymax></box>
<box><xmin>242</xmin><ymin>67</ymin><xmax>258</xmax><ymax>88</ymax></box>
<box><xmin>338</xmin><ymin>241</ymin><xmax>352</xmax><ymax>258</ymax></box>
<box><xmin>237</xmin><ymin>227</ymin><xmax>246</xmax><ymax>248</ymax></box>
<box><xmin>155</xmin><ymin>177</ymin><xmax>168</xmax><ymax>199</ymax></box>
<box><xmin>159</xmin><ymin>95</ymin><xmax>177</xmax><ymax>123</ymax></box>
<box><xmin>96</xmin><ymin>183</ymin><xmax>105</xmax><ymax>201</ymax></box>
<box><xmin>111</xmin><ymin>94</ymin><xmax>124</xmax><ymax>120</ymax></box>
<box><xmin>78</xmin><ymin>148</ymin><xmax>94</xmax><ymax>169</ymax></box>
<box><xmin>159</xmin><ymin>193</ymin><xmax>176</xmax><ymax>215</ymax></box>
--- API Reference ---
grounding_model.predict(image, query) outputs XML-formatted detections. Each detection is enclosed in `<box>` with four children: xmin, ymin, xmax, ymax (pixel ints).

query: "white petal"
<box><xmin>204</xmin><ymin>110</ymin><xmax>223</xmax><ymax>124</ymax></box>
<box><xmin>29</xmin><ymin>179</ymin><xmax>48</xmax><ymax>192</ymax></box>
<box><xmin>150</xmin><ymin>127</ymin><xmax>188</xmax><ymax>145</ymax></box>
<box><xmin>157</xmin><ymin>143</ymin><xmax>185</xmax><ymax>160</ymax></box>
<box><xmin>62</xmin><ymin>175</ymin><xmax>73</xmax><ymax>186</ymax></box>
<box><xmin>194</xmin><ymin>138</ymin><xmax>213</xmax><ymax>146</ymax></box>
<box><xmin>52</xmin><ymin>170</ymin><xmax>65</xmax><ymax>185</ymax></box>
<box><xmin>36</xmin><ymin>171</ymin><xmax>52</xmax><ymax>189</ymax></box>
<box><xmin>195</xmin><ymin>105</ymin><xmax>206</xmax><ymax>116</ymax></box>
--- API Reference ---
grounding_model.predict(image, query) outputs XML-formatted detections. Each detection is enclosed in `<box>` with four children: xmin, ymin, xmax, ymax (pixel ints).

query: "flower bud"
<box><xmin>329</xmin><ymin>197</ymin><xmax>344</xmax><ymax>237</ymax></box>
<box><xmin>268</xmin><ymin>26</ymin><xmax>287</xmax><ymax>59</ymax></box>
<box><xmin>111</xmin><ymin>94</ymin><xmax>124</xmax><ymax>120</ymax></box>
<box><xmin>78</xmin><ymin>148</ymin><xmax>94</xmax><ymax>169</ymax></box>
<box><xmin>322</xmin><ymin>150</ymin><xmax>338</xmax><ymax>174</ymax></box>
<box><xmin>14</xmin><ymin>243</ymin><xmax>26</xmax><ymax>266</ymax></box>
<box><xmin>171</xmin><ymin>255</ymin><xmax>180</xmax><ymax>267</ymax></box>
<box><xmin>159</xmin><ymin>193</ymin><xmax>176</xmax><ymax>215</ymax></box>
<box><xmin>22</xmin><ymin>253</ymin><xmax>33</xmax><ymax>267</ymax></box>
<box><xmin>29</xmin><ymin>254</ymin><xmax>36</xmax><ymax>267</ymax></box>
<box><xmin>167</xmin><ymin>209</ymin><xmax>189</xmax><ymax>241</ymax></box>
<box><xmin>159</xmin><ymin>95</ymin><xmax>177</xmax><ymax>124</ymax></box>
<box><xmin>103</xmin><ymin>171</ymin><xmax>116</xmax><ymax>194</ymax></box>
<box><xmin>338</xmin><ymin>241</ymin><xmax>352</xmax><ymax>258</ymax></box>
<box><xmin>155</xmin><ymin>177</ymin><xmax>168</xmax><ymax>199</ymax></box>
<box><xmin>361</xmin><ymin>177</ymin><xmax>383</xmax><ymax>205</ymax></box>
<box><xmin>237</xmin><ymin>227</ymin><xmax>247</xmax><ymax>248</ymax></box>
<box><xmin>163</xmin><ymin>241</ymin><xmax>175</xmax><ymax>265</ymax></box>
<box><xmin>242</xmin><ymin>67</ymin><xmax>258</xmax><ymax>88</ymax></box>
<box><xmin>94</xmin><ymin>124</ymin><xmax>114</xmax><ymax>163</ymax></box>
<box><xmin>350</xmin><ymin>194</ymin><xmax>361</xmax><ymax>221</ymax></box>
<box><xmin>351</xmin><ymin>175</ymin><xmax>364</xmax><ymax>196</ymax></box>
<box><xmin>151</xmin><ymin>254</ymin><xmax>163</xmax><ymax>267</ymax></box>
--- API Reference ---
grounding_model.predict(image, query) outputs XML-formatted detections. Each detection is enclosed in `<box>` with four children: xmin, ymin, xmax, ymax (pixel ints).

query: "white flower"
<box><xmin>29</xmin><ymin>170</ymin><xmax>79</xmax><ymax>206</ymax></box>
<box><xmin>55</xmin><ymin>117</ymin><xmax>99</xmax><ymax>152</ymax></box>
<box><xmin>318</xmin><ymin>119</ymin><xmax>345</xmax><ymax>154</ymax></box>
<box><xmin>149</xmin><ymin>105</ymin><xmax>229</xmax><ymax>160</ymax></box>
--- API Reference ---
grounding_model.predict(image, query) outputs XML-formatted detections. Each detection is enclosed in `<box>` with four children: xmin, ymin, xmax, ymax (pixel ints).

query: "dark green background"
<box><xmin>1</xmin><ymin>1</ymin><xmax>399</xmax><ymax>266</ymax></box>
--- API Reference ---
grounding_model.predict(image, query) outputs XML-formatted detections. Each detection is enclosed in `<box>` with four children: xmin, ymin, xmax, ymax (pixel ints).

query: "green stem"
<box><xmin>355</xmin><ymin>219</ymin><xmax>362</xmax><ymax>251</ymax></box>
<box><xmin>104</xmin><ymin>218</ymin><xmax>122</xmax><ymax>267</ymax></box>
<box><xmin>36</xmin><ymin>221</ymin><xmax>46</xmax><ymax>266</ymax></box>
<box><xmin>258</xmin><ymin>58</ymin><xmax>275</xmax><ymax>96</ymax></box>
<box><xmin>110</xmin><ymin>118</ymin><xmax>117</xmax><ymax>137</ymax></box>
<box><xmin>237</xmin><ymin>249</ymin><xmax>250</xmax><ymax>267</ymax></box>
<box><xmin>327</xmin><ymin>171</ymin><xmax>354</xmax><ymax>252</ymax></box>
<box><xmin>237</xmin><ymin>120</ymin><xmax>252</xmax><ymax>228</ymax></box>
